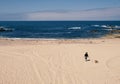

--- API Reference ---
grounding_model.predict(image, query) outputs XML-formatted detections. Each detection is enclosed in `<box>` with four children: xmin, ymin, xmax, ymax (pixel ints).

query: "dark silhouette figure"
<box><xmin>84</xmin><ymin>52</ymin><xmax>89</xmax><ymax>61</ymax></box>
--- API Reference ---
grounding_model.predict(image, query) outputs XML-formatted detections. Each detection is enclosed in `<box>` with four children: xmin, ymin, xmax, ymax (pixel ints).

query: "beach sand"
<box><xmin>0</xmin><ymin>38</ymin><xmax>120</xmax><ymax>84</ymax></box>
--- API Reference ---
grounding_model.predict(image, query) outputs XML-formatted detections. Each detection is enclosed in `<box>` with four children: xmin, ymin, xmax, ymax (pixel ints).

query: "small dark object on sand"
<box><xmin>94</xmin><ymin>60</ymin><xmax>99</xmax><ymax>63</ymax></box>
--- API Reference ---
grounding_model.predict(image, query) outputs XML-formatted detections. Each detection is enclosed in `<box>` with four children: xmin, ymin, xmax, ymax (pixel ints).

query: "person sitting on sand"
<box><xmin>84</xmin><ymin>52</ymin><xmax>89</xmax><ymax>61</ymax></box>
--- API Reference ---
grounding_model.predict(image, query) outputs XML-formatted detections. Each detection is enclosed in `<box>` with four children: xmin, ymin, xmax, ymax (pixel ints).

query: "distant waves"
<box><xmin>92</xmin><ymin>25</ymin><xmax>120</xmax><ymax>28</ymax></box>
<box><xmin>68</xmin><ymin>27</ymin><xmax>81</xmax><ymax>30</ymax></box>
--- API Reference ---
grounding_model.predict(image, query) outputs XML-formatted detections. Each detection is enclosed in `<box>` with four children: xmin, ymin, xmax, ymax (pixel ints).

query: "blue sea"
<box><xmin>0</xmin><ymin>21</ymin><xmax>120</xmax><ymax>39</ymax></box>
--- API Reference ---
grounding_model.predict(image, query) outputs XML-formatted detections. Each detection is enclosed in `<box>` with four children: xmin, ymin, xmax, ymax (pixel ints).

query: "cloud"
<box><xmin>0</xmin><ymin>13</ymin><xmax>28</xmax><ymax>21</ymax></box>
<box><xmin>0</xmin><ymin>7</ymin><xmax>120</xmax><ymax>20</ymax></box>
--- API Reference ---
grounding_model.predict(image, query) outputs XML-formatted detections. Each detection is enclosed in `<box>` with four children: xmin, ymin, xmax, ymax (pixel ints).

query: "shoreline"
<box><xmin>0</xmin><ymin>33</ymin><xmax>120</xmax><ymax>40</ymax></box>
<box><xmin>0</xmin><ymin>36</ymin><xmax>120</xmax><ymax>46</ymax></box>
<box><xmin>0</xmin><ymin>34</ymin><xmax>119</xmax><ymax>41</ymax></box>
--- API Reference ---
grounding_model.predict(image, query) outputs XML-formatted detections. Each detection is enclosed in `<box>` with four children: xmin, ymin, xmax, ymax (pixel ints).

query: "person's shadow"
<box><xmin>87</xmin><ymin>59</ymin><xmax>90</xmax><ymax>61</ymax></box>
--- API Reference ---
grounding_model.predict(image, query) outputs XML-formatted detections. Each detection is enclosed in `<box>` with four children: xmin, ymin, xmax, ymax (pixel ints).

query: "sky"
<box><xmin>0</xmin><ymin>0</ymin><xmax>120</xmax><ymax>21</ymax></box>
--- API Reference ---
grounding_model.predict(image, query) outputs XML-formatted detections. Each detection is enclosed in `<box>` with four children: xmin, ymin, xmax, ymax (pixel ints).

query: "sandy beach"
<box><xmin>0</xmin><ymin>38</ymin><xmax>120</xmax><ymax>84</ymax></box>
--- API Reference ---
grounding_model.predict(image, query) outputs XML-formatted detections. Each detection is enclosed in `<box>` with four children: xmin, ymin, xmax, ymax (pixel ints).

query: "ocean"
<box><xmin>0</xmin><ymin>21</ymin><xmax>120</xmax><ymax>39</ymax></box>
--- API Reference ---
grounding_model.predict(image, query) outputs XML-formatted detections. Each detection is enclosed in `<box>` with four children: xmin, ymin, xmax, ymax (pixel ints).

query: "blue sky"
<box><xmin>0</xmin><ymin>0</ymin><xmax>120</xmax><ymax>20</ymax></box>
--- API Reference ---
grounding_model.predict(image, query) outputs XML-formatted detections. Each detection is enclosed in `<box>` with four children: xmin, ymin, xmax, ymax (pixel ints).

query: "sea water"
<box><xmin>0</xmin><ymin>21</ymin><xmax>120</xmax><ymax>39</ymax></box>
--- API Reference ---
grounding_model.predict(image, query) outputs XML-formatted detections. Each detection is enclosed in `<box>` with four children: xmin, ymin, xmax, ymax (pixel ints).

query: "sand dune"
<box><xmin>0</xmin><ymin>38</ymin><xmax>120</xmax><ymax>84</ymax></box>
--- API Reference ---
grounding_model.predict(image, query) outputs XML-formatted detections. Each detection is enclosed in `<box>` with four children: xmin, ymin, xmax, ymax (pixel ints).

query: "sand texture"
<box><xmin>0</xmin><ymin>38</ymin><xmax>120</xmax><ymax>84</ymax></box>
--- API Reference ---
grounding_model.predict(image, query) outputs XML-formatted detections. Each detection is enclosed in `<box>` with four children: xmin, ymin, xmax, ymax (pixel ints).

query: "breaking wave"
<box><xmin>68</xmin><ymin>27</ymin><xmax>81</xmax><ymax>30</ymax></box>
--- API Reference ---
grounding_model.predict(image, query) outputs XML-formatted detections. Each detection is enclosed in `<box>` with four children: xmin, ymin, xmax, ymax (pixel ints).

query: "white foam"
<box><xmin>101</xmin><ymin>25</ymin><xmax>108</xmax><ymax>28</ymax></box>
<box><xmin>68</xmin><ymin>27</ymin><xmax>81</xmax><ymax>30</ymax></box>
<box><xmin>115</xmin><ymin>25</ymin><xmax>120</xmax><ymax>28</ymax></box>
<box><xmin>92</xmin><ymin>25</ymin><xmax>100</xmax><ymax>27</ymax></box>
